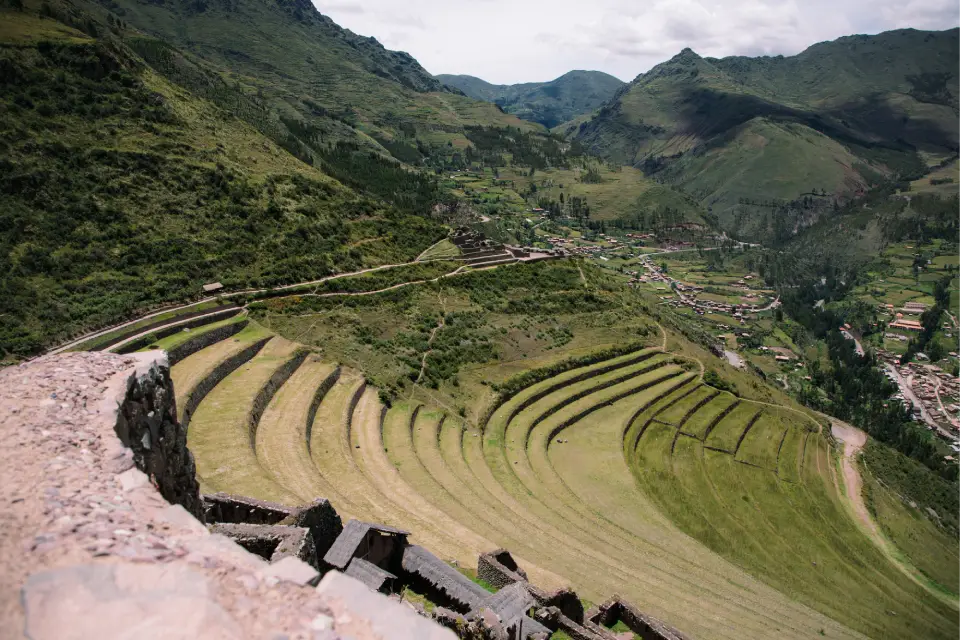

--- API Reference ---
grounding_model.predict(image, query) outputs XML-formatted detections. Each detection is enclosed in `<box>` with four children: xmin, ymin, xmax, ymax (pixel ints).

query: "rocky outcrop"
<box><xmin>113</xmin><ymin>353</ymin><xmax>203</xmax><ymax>519</ymax></box>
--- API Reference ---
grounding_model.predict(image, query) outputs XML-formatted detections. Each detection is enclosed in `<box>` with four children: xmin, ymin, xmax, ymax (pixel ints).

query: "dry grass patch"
<box><xmin>187</xmin><ymin>336</ymin><xmax>301</xmax><ymax>503</ymax></box>
<box><xmin>255</xmin><ymin>357</ymin><xmax>341</xmax><ymax>504</ymax></box>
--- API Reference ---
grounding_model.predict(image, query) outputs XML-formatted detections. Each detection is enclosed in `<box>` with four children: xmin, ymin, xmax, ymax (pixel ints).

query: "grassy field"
<box><xmin>167</xmin><ymin>257</ymin><xmax>957</xmax><ymax>640</ymax></box>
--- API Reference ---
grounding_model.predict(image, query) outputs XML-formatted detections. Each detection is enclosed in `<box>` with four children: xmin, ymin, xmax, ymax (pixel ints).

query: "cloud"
<box><xmin>317</xmin><ymin>1</ymin><xmax>365</xmax><ymax>14</ymax></box>
<box><xmin>311</xmin><ymin>0</ymin><xmax>959</xmax><ymax>83</ymax></box>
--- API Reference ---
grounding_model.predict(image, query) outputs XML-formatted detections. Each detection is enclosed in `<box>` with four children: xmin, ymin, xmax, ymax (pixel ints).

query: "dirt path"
<box><xmin>830</xmin><ymin>422</ymin><xmax>874</xmax><ymax>535</ymax></box>
<box><xmin>830</xmin><ymin>421</ymin><xmax>956</xmax><ymax>606</ymax></box>
<box><xmin>414</xmin><ymin>296</ymin><xmax>446</xmax><ymax>387</ymax></box>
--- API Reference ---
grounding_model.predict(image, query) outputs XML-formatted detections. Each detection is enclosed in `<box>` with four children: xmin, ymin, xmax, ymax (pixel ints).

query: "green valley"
<box><xmin>1</xmin><ymin>2</ymin><xmax>957</xmax><ymax>640</ymax></box>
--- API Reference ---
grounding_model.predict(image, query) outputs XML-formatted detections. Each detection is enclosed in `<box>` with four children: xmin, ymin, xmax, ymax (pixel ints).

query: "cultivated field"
<box><xmin>166</xmin><ymin>313</ymin><xmax>957</xmax><ymax>639</ymax></box>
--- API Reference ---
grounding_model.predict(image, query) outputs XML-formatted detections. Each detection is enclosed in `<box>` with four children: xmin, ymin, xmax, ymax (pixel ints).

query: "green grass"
<box><xmin>628</xmin><ymin>399</ymin><xmax>957</xmax><ymax>640</ymax></box>
<box><xmin>185</xmin><ymin>336</ymin><xmax>302</xmax><ymax>501</ymax></box>
<box><xmin>418</xmin><ymin>239</ymin><xmax>462</xmax><ymax>261</ymax></box>
<box><xmin>735</xmin><ymin>412</ymin><xmax>788</xmax><ymax>470</ymax></box>
<box><xmin>862</xmin><ymin>460</ymin><xmax>959</xmax><ymax>595</ymax></box>
<box><xmin>70</xmin><ymin>301</ymin><xmax>224</xmax><ymax>352</ymax></box>
<box><xmin>0</xmin><ymin>8</ymin><xmax>447</xmax><ymax>357</ymax></box>
<box><xmin>136</xmin><ymin>312</ymin><xmax>247</xmax><ymax>352</ymax></box>
<box><xmin>704</xmin><ymin>402</ymin><xmax>758</xmax><ymax>452</ymax></box>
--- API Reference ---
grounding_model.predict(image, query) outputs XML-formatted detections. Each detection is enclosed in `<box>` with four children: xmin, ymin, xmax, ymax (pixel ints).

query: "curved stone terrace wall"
<box><xmin>0</xmin><ymin>351</ymin><xmax>454</xmax><ymax>639</ymax></box>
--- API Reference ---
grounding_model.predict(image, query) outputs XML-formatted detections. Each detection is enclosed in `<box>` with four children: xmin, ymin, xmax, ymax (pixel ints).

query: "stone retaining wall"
<box><xmin>113</xmin><ymin>352</ymin><xmax>204</xmax><ymax>519</ymax></box>
<box><xmin>0</xmin><ymin>351</ymin><xmax>455</xmax><ymax>639</ymax></box>
<box><xmin>166</xmin><ymin>319</ymin><xmax>249</xmax><ymax>366</ymax></box>
<box><xmin>210</xmin><ymin>522</ymin><xmax>318</xmax><ymax>569</ymax></box>
<box><xmin>306</xmin><ymin>366</ymin><xmax>342</xmax><ymax>453</ymax></box>
<box><xmin>247</xmin><ymin>349</ymin><xmax>310</xmax><ymax>448</ymax></box>
<box><xmin>479</xmin><ymin>550</ymin><xmax>583</xmax><ymax>623</ymax></box>
<box><xmin>485</xmin><ymin>348</ymin><xmax>657</xmax><ymax>434</ymax></box>
<box><xmin>586</xmin><ymin>596</ymin><xmax>690</xmax><ymax>640</ymax></box>
<box><xmin>179</xmin><ymin>336</ymin><xmax>271</xmax><ymax>430</ymax></box>
<box><xmin>115</xmin><ymin>307</ymin><xmax>243</xmax><ymax>354</ymax></box>
<box><xmin>203</xmin><ymin>493</ymin><xmax>343</xmax><ymax>563</ymax></box>
<box><xmin>547</xmin><ymin>370</ymin><xmax>684</xmax><ymax>444</ymax></box>
<box><xmin>478</xmin><ymin>549</ymin><xmax>528</xmax><ymax>590</ymax></box>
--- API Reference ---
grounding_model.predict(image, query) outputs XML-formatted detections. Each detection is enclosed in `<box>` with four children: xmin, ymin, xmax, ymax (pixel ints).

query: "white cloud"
<box><xmin>311</xmin><ymin>0</ymin><xmax>959</xmax><ymax>83</ymax></box>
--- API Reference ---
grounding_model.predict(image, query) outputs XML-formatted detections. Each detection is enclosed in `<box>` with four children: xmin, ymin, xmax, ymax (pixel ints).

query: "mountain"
<box><xmin>573</xmin><ymin>29</ymin><xmax>960</xmax><ymax>241</ymax></box>
<box><xmin>437</xmin><ymin>70</ymin><xmax>624</xmax><ymax>128</ymax></box>
<box><xmin>0</xmin><ymin>6</ymin><xmax>459</xmax><ymax>358</ymax></box>
<box><xmin>73</xmin><ymin>0</ymin><xmax>542</xmax><ymax>165</ymax></box>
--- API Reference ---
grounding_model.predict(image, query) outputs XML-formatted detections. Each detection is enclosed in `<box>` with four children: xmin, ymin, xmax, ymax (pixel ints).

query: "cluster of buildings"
<box><xmin>876</xmin><ymin>353</ymin><xmax>960</xmax><ymax>440</ymax></box>
<box><xmin>630</xmin><ymin>258</ymin><xmax>778</xmax><ymax>322</ymax></box>
<box><xmin>886</xmin><ymin>301</ymin><xmax>928</xmax><ymax>333</ymax></box>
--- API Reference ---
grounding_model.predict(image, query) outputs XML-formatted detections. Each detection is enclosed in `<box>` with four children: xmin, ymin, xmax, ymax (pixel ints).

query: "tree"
<box><xmin>934</xmin><ymin>275</ymin><xmax>952</xmax><ymax>309</ymax></box>
<box><xmin>927</xmin><ymin>340</ymin><xmax>944</xmax><ymax>363</ymax></box>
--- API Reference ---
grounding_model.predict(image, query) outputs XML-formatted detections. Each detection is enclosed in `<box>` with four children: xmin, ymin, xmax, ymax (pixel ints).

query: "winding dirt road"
<box><xmin>830</xmin><ymin>421</ymin><xmax>957</xmax><ymax>606</ymax></box>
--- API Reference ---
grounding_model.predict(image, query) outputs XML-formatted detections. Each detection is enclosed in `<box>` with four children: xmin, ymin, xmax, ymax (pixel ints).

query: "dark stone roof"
<box><xmin>469</xmin><ymin>582</ymin><xmax>549</xmax><ymax>637</ymax></box>
<box><xmin>345</xmin><ymin>557</ymin><xmax>396</xmax><ymax>591</ymax></box>
<box><xmin>401</xmin><ymin>545</ymin><xmax>490</xmax><ymax>609</ymax></box>
<box><xmin>323</xmin><ymin>519</ymin><xmax>409</xmax><ymax>570</ymax></box>
<box><xmin>473</xmin><ymin>583</ymin><xmax>532</xmax><ymax>624</ymax></box>
<box><xmin>514</xmin><ymin>616</ymin><xmax>551</xmax><ymax>638</ymax></box>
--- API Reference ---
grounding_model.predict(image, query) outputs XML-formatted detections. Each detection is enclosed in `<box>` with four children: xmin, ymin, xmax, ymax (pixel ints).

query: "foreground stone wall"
<box><xmin>0</xmin><ymin>351</ymin><xmax>454</xmax><ymax>639</ymax></box>
<box><xmin>112</xmin><ymin>354</ymin><xmax>203</xmax><ymax>519</ymax></box>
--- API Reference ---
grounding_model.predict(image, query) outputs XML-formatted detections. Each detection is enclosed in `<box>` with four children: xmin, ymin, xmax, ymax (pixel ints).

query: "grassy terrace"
<box><xmin>255</xmin><ymin>357</ymin><xmax>339</xmax><ymax>504</ymax></box>
<box><xmin>168</xmin><ymin>286</ymin><xmax>955</xmax><ymax>640</ymax></box>
<box><xmin>70</xmin><ymin>300</ymin><xmax>226</xmax><ymax>352</ymax></box>
<box><xmin>628</xmin><ymin>387</ymin><xmax>955</xmax><ymax>640</ymax></box>
<box><xmin>169</xmin><ymin>321</ymin><xmax>273</xmax><ymax>421</ymax></box>
<box><xmin>187</xmin><ymin>336</ymin><xmax>302</xmax><ymax>501</ymax></box>
<box><xmin>143</xmin><ymin>313</ymin><xmax>248</xmax><ymax>353</ymax></box>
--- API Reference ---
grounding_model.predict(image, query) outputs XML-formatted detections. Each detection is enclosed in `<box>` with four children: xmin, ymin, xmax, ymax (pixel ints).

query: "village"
<box><xmin>628</xmin><ymin>255</ymin><xmax>780</xmax><ymax>320</ymax></box>
<box><xmin>872</xmin><ymin>298</ymin><xmax>960</xmax><ymax>444</ymax></box>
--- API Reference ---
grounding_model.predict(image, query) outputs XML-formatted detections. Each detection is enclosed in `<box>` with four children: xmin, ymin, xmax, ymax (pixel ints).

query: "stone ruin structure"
<box><xmin>0</xmin><ymin>349</ymin><xmax>694</xmax><ymax>640</ymax></box>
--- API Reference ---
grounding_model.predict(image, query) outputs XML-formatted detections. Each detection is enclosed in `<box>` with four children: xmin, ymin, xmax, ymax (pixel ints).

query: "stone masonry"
<box><xmin>0</xmin><ymin>351</ymin><xmax>454</xmax><ymax>639</ymax></box>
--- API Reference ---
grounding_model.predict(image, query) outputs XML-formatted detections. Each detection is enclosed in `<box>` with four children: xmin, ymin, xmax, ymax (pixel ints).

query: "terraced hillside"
<box><xmin>157</xmin><ymin>314</ymin><xmax>957</xmax><ymax>640</ymax></box>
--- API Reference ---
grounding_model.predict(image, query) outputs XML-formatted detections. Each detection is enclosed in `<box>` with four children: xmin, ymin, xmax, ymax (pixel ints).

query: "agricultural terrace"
<box><xmin>130</xmin><ymin>260</ymin><xmax>955</xmax><ymax>640</ymax></box>
<box><xmin>852</xmin><ymin>239</ymin><xmax>959</xmax><ymax>366</ymax></box>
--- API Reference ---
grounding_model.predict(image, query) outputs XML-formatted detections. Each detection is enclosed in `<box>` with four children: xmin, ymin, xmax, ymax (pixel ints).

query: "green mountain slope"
<box><xmin>574</xmin><ymin>29</ymin><xmax>959</xmax><ymax>241</ymax></box>
<box><xmin>0</xmin><ymin>7</ymin><xmax>448</xmax><ymax>357</ymax></box>
<box><xmin>77</xmin><ymin>0</ymin><xmax>541</xmax><ymax>160</ymax></box>
<box><xmin>437</xmin><ymin>70</ymin><xmax>624</xmax><ymax>128</ymax></box>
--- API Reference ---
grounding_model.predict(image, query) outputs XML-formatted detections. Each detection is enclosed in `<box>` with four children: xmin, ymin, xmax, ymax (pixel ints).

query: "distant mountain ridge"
<box><xmin>572</xmin><ymin>28</ymin><xmax>959</xmax><ymax>241</ymax></box>
<box><xmin>437</xmin><ymin>70</ymin><xmax>624</xmax><ymax>128</ymax></box>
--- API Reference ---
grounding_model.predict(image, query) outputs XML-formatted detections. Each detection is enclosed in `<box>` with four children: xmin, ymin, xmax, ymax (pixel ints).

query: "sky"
<box><xmin>313</xmin><ymin>0</ymin><xmax>959</xmax><ymax>84</ymax></box>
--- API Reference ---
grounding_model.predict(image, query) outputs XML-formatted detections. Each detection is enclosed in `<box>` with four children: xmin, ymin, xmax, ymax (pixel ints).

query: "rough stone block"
<box><xmin>22</xmin><ymin>562</ymin><xmax>242</xmax><ymax>640</ymax></box>
<box><xmin>210</xmin><ymin>522</ymin><xmax>318</xmax><ymax>569</ymax></box>
<box><xmin>259</xmin><ymin>556</ymin><xmax>320</xmax><ymax>586</ymax></box>
<box><xmin>316</xmin><ymin>571</ymin><xmax>457</xmax><ymax>640</ymax></box>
